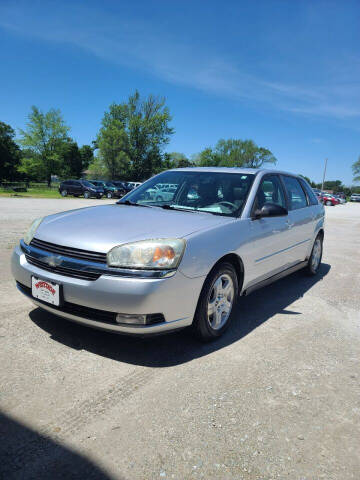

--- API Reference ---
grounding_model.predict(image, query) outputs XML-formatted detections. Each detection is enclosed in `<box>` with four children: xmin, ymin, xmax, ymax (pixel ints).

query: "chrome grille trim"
<box><xmin>30</xmin><ymin>238</ymin><xmax>107</xmax><ymax>263</ymax></box>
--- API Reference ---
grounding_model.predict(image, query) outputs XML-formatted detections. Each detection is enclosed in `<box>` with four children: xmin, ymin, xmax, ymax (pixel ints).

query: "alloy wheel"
<box><xmin>311</xmin><ymin>238</ymin><xmax>322</xmax><ymax>272</ymax></box>
<box><xmin>207</xmin><ymin>273</ymin><xmax>235</xmax><ymax>330</ymax></box>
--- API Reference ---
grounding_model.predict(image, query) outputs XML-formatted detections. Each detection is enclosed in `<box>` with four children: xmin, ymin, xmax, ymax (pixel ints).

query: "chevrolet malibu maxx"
<box><xmin>12</xmin><ymin>168</ymin><xmax>324</xmax><ymax>341</ymax></box>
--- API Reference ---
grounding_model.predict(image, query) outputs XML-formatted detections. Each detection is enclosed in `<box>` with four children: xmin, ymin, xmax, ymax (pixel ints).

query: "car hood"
<box><xmin>34</xmin><ymin>204</ymin><xmax>233</xmax><ymax>253</ymax></box>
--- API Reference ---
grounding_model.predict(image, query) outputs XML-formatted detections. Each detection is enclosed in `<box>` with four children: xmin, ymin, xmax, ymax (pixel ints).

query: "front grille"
<box><xmin>25</xmin><ymin>255</ymin><xmax>101</xmax><ymax>281</ymax></box>
<box><xmin>30</xmin><ymin>238</ymin><xmax>107</xmax><ymax>264</ymax></box>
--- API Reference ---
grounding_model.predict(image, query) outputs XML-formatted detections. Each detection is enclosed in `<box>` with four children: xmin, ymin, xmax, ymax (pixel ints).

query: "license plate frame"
<box><xmin>31</xmin><ymin>276</ymin><xmax>62</xmax><ymax>307</ymax></box>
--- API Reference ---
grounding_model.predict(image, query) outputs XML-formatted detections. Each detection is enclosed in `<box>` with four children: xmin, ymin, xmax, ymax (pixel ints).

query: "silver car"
<box><xmin>12</xmin><ymin>168</ymin><xmax>325</xmax><ymax>341</ymax></box>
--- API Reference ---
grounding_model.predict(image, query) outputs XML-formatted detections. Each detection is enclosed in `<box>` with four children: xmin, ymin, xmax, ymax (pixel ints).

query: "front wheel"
<box><xmin>106</xmin><ymin>192</ymin><xmax>113</xmax><ymax>199</ymax></box>
<box><xmin>192</xmin><ymin>262</ymin><xmax>238</xmax><ymax>341</ymax></box>
<box><xmin>325</xmin><ymin>200</ymin><xmax>332</xmax><ymax>206</ymax></box>
<box><xmin>60</xmin><ymin>190</ymin><xmax>67</xmax><ymax>197</ymax></box>
<box><xmin>305</xmin><ymin>235</ymin><xmax>323</xmax><ymax>276</ymax></box>
<box><xmin>84</xmin><ymin>191</ymin><xmax>90</xmax><ymax>199</ymax></box>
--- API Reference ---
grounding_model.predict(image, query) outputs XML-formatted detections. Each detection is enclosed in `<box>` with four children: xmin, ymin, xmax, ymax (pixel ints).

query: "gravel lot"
<box><xmin>1</xmin><ymin>198</ymin><xmax>360</xmax><ymax>480</ymax></box>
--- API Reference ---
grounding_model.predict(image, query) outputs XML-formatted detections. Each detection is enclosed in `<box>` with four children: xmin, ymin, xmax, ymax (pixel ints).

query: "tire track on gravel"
<box><xmin>1</xmin><ymin>368</ymin><xmax>153</xmax><ymax>477</ymax></box>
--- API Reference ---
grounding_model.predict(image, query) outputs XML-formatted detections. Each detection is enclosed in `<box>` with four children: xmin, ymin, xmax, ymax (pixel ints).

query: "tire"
<box><xmin>156</xmin><ymin>195</ymin><xmax>163</xmax><ymax>202</ymax></box>
<box><xmin>305</xmin><ymin>234</ymin><xmax>323</xmax><ymax>276</ymax></box>
<box><xmin>192</xmin><ymin>262</ymin><xmax>238</xmax><ymax>341</ymax></box>
<box><xmin>60</xmin><ymin>190</ymin><xmax>67</xmax><ymax>197</ymax></box>
<box><xmin>84</xmin><ymin>191</ymin><xmax>90</xmax><ymax>199</ymax></box>
<box><xmin>106</xmin><ymin>192</ymin><xmax>113</xmax><ymax>199</ymax></box>
<box><xmin>325</xmin><ymin>200</ymin><xmax>332</xmax><ymax>206</ymax></box>
<box><xmin>74</xmin><ymin>194</ymin><xmax>79</xmax><ymax>197</ymax></box>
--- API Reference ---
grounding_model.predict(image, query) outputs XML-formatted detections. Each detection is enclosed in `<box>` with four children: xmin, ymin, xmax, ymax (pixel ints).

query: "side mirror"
<box><xmin>252</xmin><ymin>203</ymin><xmax>288</xmax><ymax>220</ymax></box>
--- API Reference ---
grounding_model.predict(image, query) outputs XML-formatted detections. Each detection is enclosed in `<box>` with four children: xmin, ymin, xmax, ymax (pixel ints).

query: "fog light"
<box><xmin>116</xmin><ymin>313</ymin><xmax>147</xmax><ymax>325</ymax></box>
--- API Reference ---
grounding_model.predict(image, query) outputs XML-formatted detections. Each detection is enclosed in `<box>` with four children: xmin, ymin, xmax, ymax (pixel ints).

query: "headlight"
<box><xmin>24</xmin><ymin>217</ymin><xmax>43</xmax><ymax>245</ymax></box>
<box><xmin>107</xmin><ymin>239</ymin><xmax>186</xmax><ymax>269</ymax></box>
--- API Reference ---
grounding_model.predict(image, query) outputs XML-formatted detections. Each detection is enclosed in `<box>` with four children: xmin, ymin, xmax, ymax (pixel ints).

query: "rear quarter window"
<box><xmin>299</xmin><ymin>179</ymin><xmax>319</xmax><ymax>206</ymax></box>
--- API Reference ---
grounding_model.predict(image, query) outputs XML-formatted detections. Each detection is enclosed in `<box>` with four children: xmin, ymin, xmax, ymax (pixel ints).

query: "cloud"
<box><xmin>1</xmin><ymin>1</ymin><xmax>359</xmax><ymax>120</ymax></box>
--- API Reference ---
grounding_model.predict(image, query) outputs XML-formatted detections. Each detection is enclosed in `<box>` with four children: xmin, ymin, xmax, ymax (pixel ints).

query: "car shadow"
<box><xmin>0</xmin><ymin>411</ymin><xmax>115</xmax><ymax>479</ymax></box>
<box><xmin>29</xmin><ymin>263</ymin><xmax>331</xmax><ymax>368</ymax></box>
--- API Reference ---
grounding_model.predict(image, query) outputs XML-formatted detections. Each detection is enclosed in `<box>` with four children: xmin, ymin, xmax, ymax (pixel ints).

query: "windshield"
<box><xmin>119</xmin><ymin>171</ymin><xmax>254</xmax><ymax>217</ymax></box>
<box><xmin>82</xmin><ymin>180</ymin><xmax>96</xmax><ymax>187</ymax></box>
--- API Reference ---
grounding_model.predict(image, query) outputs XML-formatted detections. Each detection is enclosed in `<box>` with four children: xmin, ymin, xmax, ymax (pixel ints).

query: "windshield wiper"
<box><xmin>159</xmin><ymin>205</ymin><xmax>203</xmax><ymax>213</ymax></box>
<box><xmin>160</xmin><ymin>204</ymin><xmax>227</xmax><ymax>216</ymax></box>
<box><xmin>117</xmin><ymin>200</ymin><xmax>151</xmax><ymax>208</ymax></box>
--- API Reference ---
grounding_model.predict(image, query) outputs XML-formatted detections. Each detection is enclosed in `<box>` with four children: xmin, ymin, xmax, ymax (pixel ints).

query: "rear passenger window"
<box><xmin>281</xmin><ymin>176</ymin><xmax>308</xmax><ymax>210</ymax></box>
<box><xmin>299</xmin><ymin>179</ymin><xmax>318</xmax><ymax>206</ymax></box>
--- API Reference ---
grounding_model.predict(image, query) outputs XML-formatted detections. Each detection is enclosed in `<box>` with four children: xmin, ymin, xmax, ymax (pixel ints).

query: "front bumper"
<box><xmin>11</xmin><ymin>245</ymin><xmax>205</xmax><ymax>335</ymax></box>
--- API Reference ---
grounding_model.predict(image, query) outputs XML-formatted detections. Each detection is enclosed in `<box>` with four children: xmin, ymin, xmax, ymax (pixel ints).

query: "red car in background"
<box><xmin>322</xmin><ymin>193</ymin><xmax>340</xmax><ymax>206</ymax></box>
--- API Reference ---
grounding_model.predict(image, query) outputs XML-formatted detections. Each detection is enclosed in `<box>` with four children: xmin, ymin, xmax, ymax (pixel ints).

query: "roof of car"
<box><xmin>169</xmin><ymin>167</ymin><xmax>299</xmax><ymax>177</ymax></box>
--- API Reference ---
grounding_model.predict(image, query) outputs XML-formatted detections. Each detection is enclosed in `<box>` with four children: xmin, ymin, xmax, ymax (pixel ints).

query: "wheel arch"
<box><xmin>207</xmin><ymin>253</ymin><xmax>245</xmax><ymax>295</ymax></box>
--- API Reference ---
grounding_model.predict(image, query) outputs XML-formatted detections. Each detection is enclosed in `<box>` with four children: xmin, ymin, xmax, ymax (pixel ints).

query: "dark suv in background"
<box><xmin>112</xmin><ymin>181</ymin><xmax>132</xmax><ymax>194</ymax></box>
<box><xmin>59</xmin><ymin>180</ymin><xmax>104</xmax><ymax>199</ymax></box>
<box><xmin>89</xmin><ymin>180</ymin><xmax>126</xmax><ymax>198</ymax></box>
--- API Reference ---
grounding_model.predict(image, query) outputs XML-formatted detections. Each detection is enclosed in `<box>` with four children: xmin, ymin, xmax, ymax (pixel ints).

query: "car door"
<box><xmin>245</xmin><ymin>174</ymin><xmax>294</xmax><ymax>285</ymax></box>
<box><xmin>280</xmin><ymin>175</ymin><xmax>314</xmax><ymax>263</ymax></box>
<box><xmin>74</xmin><ymin>180</ymin><xmax>83</xmax><ymax>195</ymax></box>
<box><xmin>65</xmin><ymin>180</ymin><xmax>74</xmax><ymax>194</ymax></box>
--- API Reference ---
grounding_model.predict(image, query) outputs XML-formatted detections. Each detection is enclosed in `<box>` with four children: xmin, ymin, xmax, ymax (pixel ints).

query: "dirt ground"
<box><xmin>1</xmin><ymin>198</ymin><xmax>359</xmax><ymax>480</ymax></box>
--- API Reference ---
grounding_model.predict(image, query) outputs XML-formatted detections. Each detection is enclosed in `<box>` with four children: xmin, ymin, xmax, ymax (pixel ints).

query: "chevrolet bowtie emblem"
<box><xmin>44</xmin><ymin>255</ymin><xmax>63</xmax><ymax>268</ymax></box>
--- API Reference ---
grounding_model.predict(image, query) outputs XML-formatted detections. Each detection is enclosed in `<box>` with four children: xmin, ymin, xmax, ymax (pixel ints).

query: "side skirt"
<box><xmin>242</xmin><ymin>260</ymin><xmax>308</xmax><ymax>296</ymax></box>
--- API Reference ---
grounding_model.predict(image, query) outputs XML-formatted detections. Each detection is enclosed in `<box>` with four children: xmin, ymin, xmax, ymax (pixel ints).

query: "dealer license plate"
<box><xmin>31</xmin><ymin>277</ymin><xmax>60</xmax><ymax>306</ymax></box>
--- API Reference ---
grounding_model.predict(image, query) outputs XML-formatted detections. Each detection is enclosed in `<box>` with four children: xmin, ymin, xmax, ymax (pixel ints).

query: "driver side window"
<box><xmin>254</xmin><ymin>175</ymin><xmax>286</xmax><ymax>211</ymax></box>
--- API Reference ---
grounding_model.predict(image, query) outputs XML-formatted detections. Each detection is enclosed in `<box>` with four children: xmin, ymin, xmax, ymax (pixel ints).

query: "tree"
<box><xmin>19</xmin><ymin>106</ymin><xmax>70</xmax><ymax>186</ymax></box>
<box><xmin>167</xmin><ymin>152</ymin><xmax>193</xmax><ymax>169</ymax></box>
<box><xmin>194</xmin><ymin>139</ymin><xmax>277</xmax><ymax>168</ymax></box>
<box><xmin>353</xmin><ymin>156</ymin><xmax>360</xmax><ymax>182</ymax></box>
<box><xmin>97</xmin><ymin>91</ymin><xmax>174</xmax><ymax>180</ymax></box>
<box><xmin>299</xmin><ymin>175</ymin><xmax>316</xmax><ymax>187</ymax></box>
<box><xmin>59</xmin><ymin>140</ymin><xmax>83</xmax><ymax>178</ymax></box>
<box><xmin>0</xmin><ymin>121</ymin><xmax>21</xmax><ymax>182</ymax></box>
<box><xmin>79</xmin><ymin>145</ymin><xmax>94</xmax><ymax>171</ymax></box>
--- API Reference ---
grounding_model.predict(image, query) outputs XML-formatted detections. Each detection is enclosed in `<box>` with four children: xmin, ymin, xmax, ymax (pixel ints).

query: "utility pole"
<box><xmin>321</xmin><ymin>158</ymin><xmax>328</xmax><ymax>192</ymax></box>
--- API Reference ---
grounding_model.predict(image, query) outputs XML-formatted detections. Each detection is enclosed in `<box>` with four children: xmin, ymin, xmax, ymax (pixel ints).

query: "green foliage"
<box><xmin>79</xmin><ymin>145</ymin><xmax>94</xmax><ymax>170</ymax></box>
<box><xmin>97</xmin><ymin>91</ymin><xmax>174</xmax><ymax>180</ymax></box>
<box><xmin>60</xmin><ymin>140</ymin><xmax>83</xmax><ymax>178</ymax></box>
<box><xmin>87</xmin><ymin>156</ymin><xmax>107</xmax><ymax>179</ymax></box>
<box><xmin>299</xmin><ymin>174</ymin><xmax>315</xmax><ymax>187</ymax></box>
<box><xmin>0</xmin><ymin>121</ymin><xmax>22</xmax><ymax>181</ymax></box>
<box><xmin>19</xmin><ymin>106</ymin><xmax>70</xmax><ymax>185</ymax></box>
<box><xmin>194</xmin><ymin>139</ymin><xmax>277</xmax><ymax>168</ymax></box>
<box><xmin>159</xmin><ymin>152</ymin><xmax>193</xmax><ymax>173</ymax></box>
<box><xmin>352</xmin><ymin>156</ymin><xmax>360</xmax><ymax>182</ymax></box>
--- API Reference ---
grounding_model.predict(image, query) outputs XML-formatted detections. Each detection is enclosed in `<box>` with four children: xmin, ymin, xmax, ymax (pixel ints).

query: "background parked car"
<box><xmin>334</xmin><ymin>194</ymin><xmax>346</xmax><ymax>204</ymax></box>
<box><xmin>127</xmin><ymin>182</ymin><xmax>142</xmax><ymax>190</ymax></box>
<box><xmin>144</xmin><ymin>184</ymin><xmax>175</xmax><ymax>202</ymax></box>
<box><xmin>89</xmin><ymin>180</ymin><xmax>125</xmax><ymax>198</ymax></box>
<box><xmin>112</xmin><ymin>181</ymin><xmax>132</xmax><ymax>194</ymax></box>
<box><xmin>322</xmin><ymin>193</ymin><xmax>339</xmax><ymax>206</ymax></box>
<box><xmin>59</xmin><ymin>180</ymin><xmax>104</xmax><ymax>199</ymax></box>
<box><xmin>350</xmin><ymin>193</ymin><xmax>360</xmax><ymax>202</ymax></box>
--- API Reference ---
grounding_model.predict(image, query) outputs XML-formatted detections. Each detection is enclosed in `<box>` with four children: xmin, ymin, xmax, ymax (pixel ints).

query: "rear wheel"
<box><xmin>325</xmin><ymin>200</ymin><xmax>332</xmax><ymax>206</ymax></box>
<box><xmin>106</xmin><ymin>192</ymin><xmax>113</xmax><ymax>199</ymax></box>
<box><xmin>60</xmin><ymin>189</ymin><xmax>67</xmax><ymax>197</ymax></box>
<box><xmin>84</xmin><ymin>191</ymin><xmax>90</xmax><ymax>199</ymax></box>
<box><xmin>305</xmin><ymin>234</ymin><xmax>323</xmax><ymax>276</ymax></box>
<box><xmin>192</xmin><ymin>262</ymin><xmax>238</xmax><ymax>341</ymax></box>
<box><xmin>156</xmin><ymin>195</ymin><xmax>163</xmax><ymax>202</ymax></box>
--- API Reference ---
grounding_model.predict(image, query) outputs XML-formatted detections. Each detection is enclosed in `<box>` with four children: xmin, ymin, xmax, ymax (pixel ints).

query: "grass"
<box><xmin>0</xmin><ymin>187</ymin><xmax>63</xmax><ymax>198</ymax></box>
